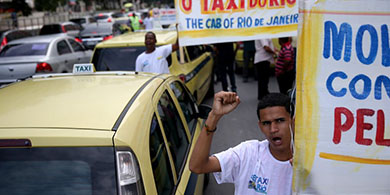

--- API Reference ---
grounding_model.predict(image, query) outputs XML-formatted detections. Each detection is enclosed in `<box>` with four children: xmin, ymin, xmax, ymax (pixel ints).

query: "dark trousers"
<box><xmin>218</xmin><ymin>58</ymin><xmax>236</xmax><ymax>92</ymax></box>
<box><xmin>277</xmin><ymin>70</ymin><xmax>295</xmax><ymax>94</ymax></box>
<box><xmin>255</xmin><ymin>61</ymin><xmax>270</xmax><ymax>100</ymax></box>
<box><xmin>243</xmin><ymin>50</ymin><xmax>255</xmax><ymax>79</ymax></box>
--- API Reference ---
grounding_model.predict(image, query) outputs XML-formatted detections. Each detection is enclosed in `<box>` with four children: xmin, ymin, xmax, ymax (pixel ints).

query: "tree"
<box><xmin>12</xmin><ymin>0</ymin><xmax>32</xmax><ymax>16</ymax></box>
<box><xmin>35</xmin><ymin>0</ymin><xmax>66</xmax><ymax>12</ymax></box>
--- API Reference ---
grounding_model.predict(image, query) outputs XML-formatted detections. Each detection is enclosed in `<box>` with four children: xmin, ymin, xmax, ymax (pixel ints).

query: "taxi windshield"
<box><xmin>0</xmin><ymin>147</ymin><xmax>117</xmax><ymax>195</ymax></box>
<box><xmin>92</xmin><ymin>47</ymin><xmax>145</xmax><ymax>71</ymax></box>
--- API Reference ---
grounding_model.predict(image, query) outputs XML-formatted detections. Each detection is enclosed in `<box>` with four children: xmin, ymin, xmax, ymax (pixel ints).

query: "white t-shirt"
<box><xmin>254</xmin><ymin>39</ymin><xmax>275</xmax><ymax>64</ymax></box>
<box><xmin>135</xmin><ymin>45</ymin><xmax>172</xmax><ymax>74</ymax></box>
<box><xmin>213</xmin><ymin>140</ymin><xmax>292</xmax><ymax>195</ymax></box>
<box><xmin>143</xmin><ymin>17</ymin><xmax>154</xmax><ymax>30</ymax></box>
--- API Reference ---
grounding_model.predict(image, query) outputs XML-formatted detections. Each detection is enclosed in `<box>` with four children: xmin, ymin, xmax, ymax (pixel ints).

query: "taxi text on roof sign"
<box><xmin>73</xmin><ymin>64</ymin><xmax>95</xmax><ymax>74</ymax></box>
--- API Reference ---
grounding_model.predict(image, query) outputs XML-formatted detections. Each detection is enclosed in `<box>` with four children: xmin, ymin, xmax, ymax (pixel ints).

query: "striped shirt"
<box><xmin>275</xmin><ymin>42</ymin><xmax>294</xmax><ymax>77</ymax></box>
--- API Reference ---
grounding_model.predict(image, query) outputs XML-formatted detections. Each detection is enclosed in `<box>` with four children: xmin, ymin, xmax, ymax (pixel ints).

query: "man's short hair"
<box><xmin>145</xmin><ymin>31</ymin><xmax>156</xmax><ymax>39</ymax></box>
<box><xmin>257</xmin><ymin>93</ymin><xmax>291</xmax><ymax>120</ymax></box>
<box><xmin>279</xmin><ymin>37</ymin><xmax>290</xmax><ymax>43</ymax></box>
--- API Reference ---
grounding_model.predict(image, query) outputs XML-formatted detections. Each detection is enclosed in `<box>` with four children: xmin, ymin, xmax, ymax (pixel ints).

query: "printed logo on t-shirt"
<box><xmin>157</xmin><ymin>56</ymin><xmax>163</xmax><ymax>60</ymax></box>
<box><xmin>143</xmin><ymin>60</ymin><xmax>149</xmax><ymax>67</ymax></box>
<box><xmin>248</xmin><ymin>174</ymin><xmax>269</xmax><ymax>194</ymax></box>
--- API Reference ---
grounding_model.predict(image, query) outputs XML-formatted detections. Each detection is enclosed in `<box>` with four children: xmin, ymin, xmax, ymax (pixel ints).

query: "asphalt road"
<box><xmin>202</xmin><ymin>72</ymin><xmax>280</xmax><ymax>195</ymax></box>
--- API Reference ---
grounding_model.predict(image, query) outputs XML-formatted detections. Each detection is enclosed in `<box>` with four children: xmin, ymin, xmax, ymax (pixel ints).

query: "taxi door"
<box><xmin>54</xmin><ymin>39</ymin><xmax>78</xmax><ymax>73</ymax></box>
<box><xmin>170</xmin><ymin>46</ymin><xmax>214</xmax><ymax>104</ymax></box>
<box><xmin>151</xmin><ymin>77</ymin><xmax>205</xmax><ymax>195</ymax></box>
<box><xmin>166</xmin><ymin>78</ymin><xmax>206</xmax><ymax>195</ymax></box>
<box><xmin>184</xmin><ymin>45</ymin><xmax>214</xmax><ymax>103</ymax></box>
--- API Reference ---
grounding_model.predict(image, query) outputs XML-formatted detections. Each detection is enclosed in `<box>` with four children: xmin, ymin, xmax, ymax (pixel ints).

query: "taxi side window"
<box><xmin>170</xmin><ymin>81</ymin><xmax>197</xmax><ymax>135</ymax></box>
<box><xmin>57</xmin><ymin>40</ymin><xmax>71</xmax><ymax>55</ymax></box>
<box><xmin>176</xmin><ymin>48</ymin><xmax>189</xmax><ymax>63</ymax></box>
<box><xmin>157</xmin><ymin>91</ymin><xmax>189</xmax><ymax>176</ymax></box>
<box><xmin>149</xmin><ymin>115</ymin><xmax>174</xmax><ymax>194</ymax></box>
<box><xmin>186</xmin><ymin>46</ymin><xmax>203</xmax><ymax>61</ymax></box>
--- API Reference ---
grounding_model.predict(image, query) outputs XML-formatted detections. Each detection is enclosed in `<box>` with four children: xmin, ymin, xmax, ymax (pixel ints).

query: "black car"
<box><xmin>39</xmin><ymin>22</ymin><xmax>82</xmax><ymax>37</ymax></box>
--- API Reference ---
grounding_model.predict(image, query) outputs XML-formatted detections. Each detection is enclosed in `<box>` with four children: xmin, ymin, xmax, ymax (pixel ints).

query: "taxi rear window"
<box><xmin>0</xmin><ymin>147</ymin><xmax>117</xmax><ymax>195</ymax></box>
<box><xmin>92</xmin><ymin>47</ymin><xmax>144</xmax><ymax>71</ymax></box>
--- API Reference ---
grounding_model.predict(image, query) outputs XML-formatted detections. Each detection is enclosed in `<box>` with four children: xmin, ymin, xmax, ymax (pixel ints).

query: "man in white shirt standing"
<box><xmin>143</xmin><ymin>13</ymin><xmax>154</xmax><ymax>30</ymax></box>
<box><xmin>135</xmin><ymin>31</ymin><xmax>179</xmax><ymax>74</ymax></box>
<box><xmin>254</xmin><ymin>39</ymin><xmax>277</xmax><ymax>100</ymax></box>
<box><xmin>189</xmin><ymin>91</ymin><xmax>294</xmax><ymax>195</ymax></box>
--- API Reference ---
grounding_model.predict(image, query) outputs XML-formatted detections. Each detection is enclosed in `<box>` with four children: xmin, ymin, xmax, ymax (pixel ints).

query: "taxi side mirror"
<box><xmin>197</xmin><ymin>104</ymin><xmax>212</xmax><ymax>119</ymax></box>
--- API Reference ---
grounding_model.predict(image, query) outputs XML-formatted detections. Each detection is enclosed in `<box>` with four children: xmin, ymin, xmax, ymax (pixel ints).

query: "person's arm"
<box><xmin>189</xmin><ymin>91</ymin><xmax>240</xmax><ymax>174</ymax></box>
<box><xmin>172</xmin><ymin>39</ymin><xmax>179</xmax><ymax>52</ymax></box>
<box><xmin>263</xmin><ymin>45</ymin><xmax>276</xmax><ymax>55</ymax></box>
<box><xmin>172</xmin><ymin>24</ymin><xmax>180</xmax><ymax>52</ymax></box>
<box><xmin>259</xmin><ymin>39</ymin><xmax>276</xmax><ymax>55</ymax></box>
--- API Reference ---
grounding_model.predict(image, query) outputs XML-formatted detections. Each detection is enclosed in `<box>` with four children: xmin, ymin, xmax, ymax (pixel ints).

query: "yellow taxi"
<box><xmin>91</xmin><ymin>30</ymin><xmax>214</xmax><ymax>104</ymax></box>
<box><xmin>0</xmin><ymin>69</ymin><xmax>210</xmax><ymax>194</ymax></box>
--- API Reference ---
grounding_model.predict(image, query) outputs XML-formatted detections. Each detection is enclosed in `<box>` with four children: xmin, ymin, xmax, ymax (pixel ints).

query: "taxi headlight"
<box><xmin>116</xmin><ymin>151</ymin><xmax>144</xmax><ymax>195</ymax></box>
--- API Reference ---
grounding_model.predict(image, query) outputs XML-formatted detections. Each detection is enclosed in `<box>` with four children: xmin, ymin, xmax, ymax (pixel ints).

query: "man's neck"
<box><xmin>146</xmin><ymin>48</ymin><xmax>156</xmax><ymax>54</ymax></box>
<box><xmin>268</xmin><ymin>145</ymin><xmax>292</xmax><ymax>161</ymax></box>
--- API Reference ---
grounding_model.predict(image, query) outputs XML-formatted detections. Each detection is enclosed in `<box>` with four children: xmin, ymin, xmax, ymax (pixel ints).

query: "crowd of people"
<box><xmin>136</xmin><ymin>28</ymin><xmax>296</xmax><ymax>95</ymax></box>
<box><xmin>136</xmin><ymin>26</ymin><xmax>296</xmax><ymax>194</ymax></box>
<box><xmin>212</xmin><ymin>38</ymin><xmax>296</xmax><ymax>97</ymax></box>
<box><xmin>191</xmin><ymin>37</ymin><xmax>296</xmax><ymax>194</ymax></box>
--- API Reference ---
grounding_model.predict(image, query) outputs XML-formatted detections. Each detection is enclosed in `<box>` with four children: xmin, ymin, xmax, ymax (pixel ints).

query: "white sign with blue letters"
<box><xmin>73</xmin><ymin>64</ymin><xmax>95</xmax><ymax>74</ymax></box>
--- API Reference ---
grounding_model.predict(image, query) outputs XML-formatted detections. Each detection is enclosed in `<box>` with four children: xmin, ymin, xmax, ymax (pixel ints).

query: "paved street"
<box><xmin>202</xmin><ymin>72</ymin><xmax>280</xmax><ymax>194</ymax></box>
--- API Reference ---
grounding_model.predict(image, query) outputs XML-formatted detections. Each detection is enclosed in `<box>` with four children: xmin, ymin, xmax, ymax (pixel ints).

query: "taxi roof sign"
<box><xmin>73</xmin><ymin>64</ymin><xmax>95</xmax><ymax>74</ymax></box>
